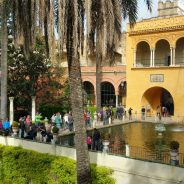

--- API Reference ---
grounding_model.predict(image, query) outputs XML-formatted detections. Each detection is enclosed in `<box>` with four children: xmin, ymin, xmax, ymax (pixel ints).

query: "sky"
<box><xmin>138</xmin><ymin>0</ymin><xmax>158</xmax><ymax>20</ymax></box>
<box><xmin>122</xmin><ymin>0</ymin><xmax>158</xmax><ymax>30</ymax></box>
<box><xmin>121</xmin><ymin>0</ymin><xmax>184</xmax><ymax>30</ymax></box>
<box><xmin>137</xmin><ymin>0</ymin><xmax>184</xmax><ymax>20</ymax></box>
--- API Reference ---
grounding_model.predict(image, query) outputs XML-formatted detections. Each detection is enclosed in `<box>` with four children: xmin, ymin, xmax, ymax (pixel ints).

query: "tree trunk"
<box><xmin>66</xmin><ymin>1</ymin><xmax>90</xmax><ymax>183</ymax></box>
<box><xmin>96</xmin><ymin>53</ymin><xmax>102</xmax><ymax>112</ymax></box>
<box><xmin>0</xmin><ymin>1</ymin><xmax>8</xmax><ymax>120</ymax></box>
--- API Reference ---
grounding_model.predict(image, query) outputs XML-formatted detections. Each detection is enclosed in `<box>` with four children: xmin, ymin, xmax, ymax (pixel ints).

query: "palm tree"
<box><xmin>9</xmin><ymin>1</ymin><xmax>152</xmax><ymax>184</ymax></box>
<box><xmin>0</xmin><ymin>0</ymin><xmax>8</xmax><ymax>120</ymax></box>
<box><xmin>85</xmin><ymin>0</ymin><xmax>152</xmax><ymax>112</ymax></box>
<box><xmin>12</xmin><ymin>1</ymin><xmax>90</xmax><ymax>183</ymax></box>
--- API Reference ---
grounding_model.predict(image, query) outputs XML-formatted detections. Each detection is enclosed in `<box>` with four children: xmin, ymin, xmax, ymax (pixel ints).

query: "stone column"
<box><xmin>170</xmin><ymin>47</ymin><xmax>173</xmax><ymax>66</ymax></box>
<box><xmin>116</xmin><ymin>95</ymin><xmax>118</xmax><ymax>108</ymax></box>
<box><xmin>125</xmin><ymin>144</ymin><xmax>130</xmax><ymax>157</ymax></box>
<box><xmin>133</xmin><ymin>49</ymin><xmax>136</xmax><ymax>67</ymax></box>
<box><xmin>173</xmin><ymin>47</ymin><xmax>176</xmax><ymax>66</ymax></box>
<box><xmin>150</xmin><ymin>49</ymin><xmax>153</xmax><ymax>67</ymax></box>
<box><xmin>31</xmin><ymin>96</ymin><xmax>36</xmax><ymax>122</ymax></box>
<box><xmin>9</xmin><ymin>97</ymin><xmax>14</xmax><ymax>125</ymax></box>
<box><xmin>152</xmin><ymin>49</ymin><xmax>155</xmax><ymax>67</ymax></box>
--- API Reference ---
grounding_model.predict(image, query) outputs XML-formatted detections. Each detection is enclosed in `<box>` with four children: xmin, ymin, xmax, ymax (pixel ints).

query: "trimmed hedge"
<box><xmin>0</xmin><ymin>146</ymin><xmax>115</xmax><ymax>184</ymax></box>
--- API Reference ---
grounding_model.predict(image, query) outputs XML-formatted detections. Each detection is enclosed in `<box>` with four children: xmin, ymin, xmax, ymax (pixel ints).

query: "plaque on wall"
<box><xmin>150</xmin><ymin>74</ymin><xmax>164</xmax><ymax>82</ymax></box>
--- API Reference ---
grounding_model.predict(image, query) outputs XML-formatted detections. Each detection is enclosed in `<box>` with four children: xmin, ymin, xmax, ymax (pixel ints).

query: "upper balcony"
<box><xmin>132</xmin><ymin>37</ymin><xmax>184</xmax><ymax>69</ymax></box>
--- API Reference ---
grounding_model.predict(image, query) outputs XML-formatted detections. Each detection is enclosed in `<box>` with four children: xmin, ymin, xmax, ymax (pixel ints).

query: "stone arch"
<box><xmin>155</xmin><ymin>39</ymin><xmax>171</xmax><ymax>66</ymax></box>
<box><xmin>136</xmin><ymin>41</ymin><xmax>151</xmax><ymax>67</ymax></box>
<box><xmin>153</xmin><ymin>37</ymin><xmax>171</xmax><ymax>47</ymax></box>
<box><xmin>175</xmin><ymin>37</ymin><xmax>184</xmax><ymax>65</ymax></box>
<box><xmin>83</xmin><ymin>81</ymin><xmax>95</xmax><ymax>105</ymax></box>
<box><xmin>101</xmin><ymin>78</ymin><xmax>115</xmax><ymax>88</ymax></box>
<box><xmin>116</xmin><ymin>78</ymin><xmax>127</xmax><ymax>91</ymax></box>
<box><xmin>101</xmin><ymin>81</ymin><xmax>116</xmax><ymax>107</ymax></box>
<box><xmin>135</xmin><ymin>39</ymin><xmax>151</xmax><ymax>48</ymax></box>
<box><xmin>82</xmin><ymin>77</ymin><xmax>95</xmax><ymax>87</ymax></box>
<box><xmin>141</xmin><ymin>86</ymin><xmax>174</xmax><ymax>116</ymax></box>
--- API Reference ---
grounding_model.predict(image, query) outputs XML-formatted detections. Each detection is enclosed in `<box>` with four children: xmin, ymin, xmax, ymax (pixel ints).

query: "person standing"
<box><xmin>0</xmin><ymin>119</ymin><xmax>3</xmax><ymax>130</ymax></box>
<box><xmin>128</xmin><ymin>108</ymin><xmax>133</xmax><ymax>120</ymax></box>
<box><xmin>93</xmin><ymin>111</ymin><xmax>98</xmax><ymax>128</ymax></box>
<box><xmin>3</xmin><ymin>118</ymin><xmax>11</xmax><ymax>136</ymax></box>
<box><xmin>157</xmin><ymin>105</ymin><xmax>161</xmax><ymax>121</ymax></box>
<box><xmin>92</xmin><ymin>128</ymin><xmax>101</xmax><ymax>151</ymax></box>
<box><xmin>25</xmin><ymin>115</ymin><xmax>31</xmax><ymax>133</ymax></box>
<box><xmin>63</xmin><ymin>112</ymin><xmax>69</xmax><ymax>129</ymax></box>
<box><xmin>19</xmin><ymin>117</ymin><xmax>25</xmax><ymax>138</ymax></box>
<box><xmin>51</xmin><ymin>113</ymin><xmax>56</xmax><ymax>124</ymax></box>
<box><xmin>55</xmin><ymin>112</ymin><xmax>62</xmax><ymax>129</ymax></box>
<box><xmin>35</xmin><ymin>112</ymin><xmax>42</xmax><ymax>126</ymax></box>
<box><xmin>141</xmin><ymin>106</ymin><xmax>146</xmax><ymax>120</ymax></box>
<box><xmin>68</xmin><ymin>111</ymin><xmax>74</xmax><ymax>131</ymax></box>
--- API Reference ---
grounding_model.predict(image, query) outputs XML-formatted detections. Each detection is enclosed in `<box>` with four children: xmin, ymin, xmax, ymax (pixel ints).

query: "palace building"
<box><xmin>126</xmin><ymin>0</ymin><xmax>184</xmax><ymax>118</ymax></box>
<box><xmin>80</xmin><ymin>34</ymin><xmax>127</xmax><ymax>107</ymax></box>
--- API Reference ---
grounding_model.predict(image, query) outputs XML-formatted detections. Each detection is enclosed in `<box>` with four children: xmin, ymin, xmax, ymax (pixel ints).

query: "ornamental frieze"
<box><xmin>128</xmin><ymin>16</ymin><xmax>184</xmax><ymax>36</ymax></box>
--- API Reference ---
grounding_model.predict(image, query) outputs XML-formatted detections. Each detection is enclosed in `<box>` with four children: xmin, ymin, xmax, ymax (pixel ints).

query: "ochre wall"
<box><xmin>126</xmin><ymin>16</ymin><xmax>184</xmax><ymax>117</ymax></box>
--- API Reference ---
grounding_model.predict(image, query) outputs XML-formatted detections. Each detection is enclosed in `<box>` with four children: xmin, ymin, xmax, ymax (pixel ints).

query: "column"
<box><xmin>133</xmin><ymin>49</ymin><xmax>136</xmax><ymax>67</ymax></box>
<box><xmin>116</xmin><ymin>95</ymin><xmax>118</xmax><ymax>108</ymax></box>
<box><xmin>170</xmin><ymin>47</ymin><xmax>173</xmax><ymax>66</ymax></box>
<box><xmin>150</xmin><ymin>49</ymin><xmax>153</xmax><ymax>67</ymax></box>
<box><xmin>125</xmin><ymin>144</ymin><xmax>130</xmax><ymax>157</ymax></box>
<box><xmin>31</xmin><ymin>96</ymin><xmax>36</xmax><ymax>122</ymax></box>
<box><xmin>9</xmin><ymin>97</ymin><xmax>14</xmax><ymax>125</ymax></box>
<box><xmin>173</xmin><ymin>47</ymin><xmax>176</xmax><ymax>66</ymax></box>
<box><xmin>152</xmin><ymin>49</ymin><xmax>155</xmax><ymax>67</ymax></box>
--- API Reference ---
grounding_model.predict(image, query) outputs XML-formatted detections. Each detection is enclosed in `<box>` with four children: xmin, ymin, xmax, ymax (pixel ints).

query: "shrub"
<box><xmin>12</xmin><ymin>121</ymin><xmax>19</xmax><ymax>127</ymax></box>
<box><xmin>170</xmin><ymin>141</ymin><xmax>179</xmax><ymax>150</ymax></box>
<box><xmin>0</xmin><ymin>145</ymin><xmax>115</xmax><ymax>184</ymax></box>
<box><xmin>91</xmin><ymin>164</ymin><xmax>115</xmax><ymax>184</ymax></box>
<box><xmin>47</xmin><ymin>157</ymin><xmax>76</xmax><ymax>184</ymax></box>
<box><xmin>39</xmin><ymin>104</ymin><xmax>69</xmax><ymax>119</ymax></box>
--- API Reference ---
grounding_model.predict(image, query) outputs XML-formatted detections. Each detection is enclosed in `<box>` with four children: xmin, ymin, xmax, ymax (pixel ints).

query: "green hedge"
<box><xmin>39</xmin><ymin>104</ymin><xmax>70</xmax><ymax>119</ymax></box>
<box><xmin>0</xmin><ymin>146</ymin><xmax>115</xmax><ymax>184</ymax></box>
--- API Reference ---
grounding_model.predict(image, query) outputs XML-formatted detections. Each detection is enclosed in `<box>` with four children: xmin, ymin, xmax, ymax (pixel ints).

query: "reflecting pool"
<box><xmin>60</xmin><ymin>122</ymin><xmax>184</xmax><ymax>154</ymax></box>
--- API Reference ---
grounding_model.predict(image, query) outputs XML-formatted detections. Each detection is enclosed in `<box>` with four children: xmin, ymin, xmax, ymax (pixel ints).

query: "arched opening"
<box><xmin>141</xmin><ymin>87</ymin><xmax>174</xmax><ymax>116</ymax></box>
<box><xmin>101</xmin><ymin>82</ymin><xmax>115</xmax><ymax>107</ymax></box>
<box><xmin>176</xmin><ymin>37</ymin><xmax>184</xmax><ymax>65</ymax></box>
<box><xmin>83</xmin><ymin>81</ymin><xmax>95</xmax><ymax>105</ymax></box>
<box><xmin>118</xmin><ymin>81</ymin><xmax>127</xmax><ymax>107</ymax></box>
<box><xmin>136</xmin><ymin>41</ymin><xmax>150</xmax><ymax>67</ymax></box>
<box><xmin>155</xmin><ymin>39</ymin><xmax>170</xmax><ymax>66</ymax></box>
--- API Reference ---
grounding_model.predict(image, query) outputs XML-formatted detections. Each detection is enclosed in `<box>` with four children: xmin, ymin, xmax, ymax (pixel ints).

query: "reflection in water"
<box><xmin>60</xmin><ymin>122</ymin><xmax>184</xmax><ymax>154</ymax></box>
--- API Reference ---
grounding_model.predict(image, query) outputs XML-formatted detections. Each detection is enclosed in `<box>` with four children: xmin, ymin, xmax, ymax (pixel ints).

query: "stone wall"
<box><xmin>0</xmin><ymin>136</ymin><xmax>183</xmax><ymax>184</ymax></box>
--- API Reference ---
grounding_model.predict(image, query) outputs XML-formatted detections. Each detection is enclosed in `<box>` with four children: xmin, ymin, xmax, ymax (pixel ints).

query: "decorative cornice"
<box><xmin>129</xmin><ymin>25</ymin><xmax>184</xmax><ymax>36</ymax></box>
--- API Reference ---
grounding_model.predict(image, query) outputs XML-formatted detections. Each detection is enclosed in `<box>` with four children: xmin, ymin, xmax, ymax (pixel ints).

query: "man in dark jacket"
<box><xmin>92</xmin><ymin>128</ymin><xmax>101</xmax><ymax>151</ymax></box>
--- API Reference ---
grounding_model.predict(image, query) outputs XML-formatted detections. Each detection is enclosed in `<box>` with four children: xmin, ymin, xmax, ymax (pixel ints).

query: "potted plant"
<box><xmin>12</xmin><ymin>121</ymin><xmax>19</xmax><ymax>135</ymax></box>
<box><xmin>52</xmin><ymin>126</ymin><xmax>59</xmax><ymax>143</ymax></box>
<box><xmin>170</xmin><ymin>141</ymin><xmax>179</xmax><ymax>166</ymax></box>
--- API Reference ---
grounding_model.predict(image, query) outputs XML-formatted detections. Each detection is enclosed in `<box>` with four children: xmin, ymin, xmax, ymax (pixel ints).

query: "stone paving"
<box><xmin>59</xmin><ymin>115</ymin><xmax>182</xmax><ymax>137</ymax></box>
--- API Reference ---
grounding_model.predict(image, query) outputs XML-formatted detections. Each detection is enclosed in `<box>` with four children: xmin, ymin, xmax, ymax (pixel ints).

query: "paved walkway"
<box><xmin>59</xmin><ymin>116</ymin><xmax>180</xmax><ymax>136</ymax></box>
